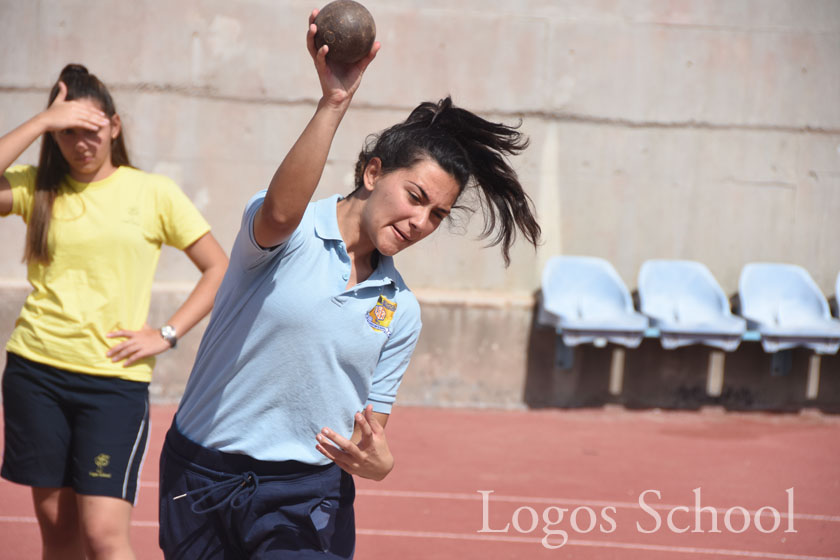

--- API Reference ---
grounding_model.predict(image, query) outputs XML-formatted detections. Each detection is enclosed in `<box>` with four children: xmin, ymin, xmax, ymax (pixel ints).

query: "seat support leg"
<box><xmin>609</xmin><ymin>348</ymin><xmax>625</xmax><ymax>396</ymax></box>
<box><xmin>555</xmin><ymin>337</ymin><xmax>575</xmax><ymax>370</ymax></box>
<box><xmin>706</xmin><ymin>350</ymin><xmax>725</xmax><ymax>397</ymax></box>
<box><xmin>806</xmin><ymin>354</ymin><xmax>821</xmax><ymax>400</ymax></box>
<box><xmin>770</xmin><ymin>350</ymin><xmax>793</xmax><ymax>376</ymax></box>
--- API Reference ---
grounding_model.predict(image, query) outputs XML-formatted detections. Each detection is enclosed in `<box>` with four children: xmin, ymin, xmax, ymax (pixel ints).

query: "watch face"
<box><xmin>161</xmin><ymin>325</ymin><xmax>177</xmax><ymax>347</ymax></box>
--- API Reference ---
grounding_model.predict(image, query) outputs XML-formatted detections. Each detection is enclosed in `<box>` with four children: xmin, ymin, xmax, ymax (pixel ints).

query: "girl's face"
<box><xmin>52</xmin><ymin>98</ymin><xmax>121</xmax><ymax>181</ymax></box>
<box><xmin>361</xmin><ymin>157</ymin><xmax>460</xmax><ymax>256</ymax></box>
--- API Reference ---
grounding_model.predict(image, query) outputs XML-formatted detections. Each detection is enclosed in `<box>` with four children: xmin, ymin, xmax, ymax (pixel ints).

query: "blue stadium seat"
<box><xmin>738</xmin><ymin>263</ymin><xmax>840</xmax><ymax>354</ymax></box>
<box><xmin>638</xmin><ymin>260</ymin><xmax>746</xmax><ymax>351</ymax></box>
<box><xmin>538</xmin><ymin>256</ymin><xmax>648</xmax><ymax>349</ymax></box>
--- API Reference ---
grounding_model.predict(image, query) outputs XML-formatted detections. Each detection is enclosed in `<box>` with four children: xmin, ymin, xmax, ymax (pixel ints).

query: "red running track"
<box><xmin>1</xmin><ymin>404</ymin><xmax>839</xmax><ymax>559</ymax></box>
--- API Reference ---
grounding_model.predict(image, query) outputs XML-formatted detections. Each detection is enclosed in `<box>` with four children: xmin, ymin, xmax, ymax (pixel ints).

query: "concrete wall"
<box><xmin>1</xmin><ymin>1</ymin><xmax>839</xmax><ymax>408</ymax></box>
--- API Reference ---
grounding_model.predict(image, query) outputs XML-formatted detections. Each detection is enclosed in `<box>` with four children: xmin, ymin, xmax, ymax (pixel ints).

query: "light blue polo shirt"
<box><xmin>175</xmin><ymin>192</ymin><xmax>422</xmax><ymax>464</ymax></box>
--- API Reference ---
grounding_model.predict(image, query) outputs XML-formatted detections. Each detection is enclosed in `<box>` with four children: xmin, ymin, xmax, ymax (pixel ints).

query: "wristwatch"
<box><xmin>160</xmin><ymin>325</ymin><xmax>178</xmax><ymax>349</ymax></box>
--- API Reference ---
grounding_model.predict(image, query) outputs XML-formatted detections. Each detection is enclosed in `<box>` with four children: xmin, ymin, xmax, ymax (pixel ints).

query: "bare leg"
<box><xmin>76</xmin><ymin>494</ymin><xmax>136</xmax><ymax>560</ymax></box>
<box><xmin>31</xmin><ymin>487</ymin><xmax>85</xmax><ymax>560</ymax></box>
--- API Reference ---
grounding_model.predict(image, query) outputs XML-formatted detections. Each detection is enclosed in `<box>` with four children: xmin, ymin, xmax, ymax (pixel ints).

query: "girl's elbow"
<box><xmin>263</xmin><ymin>205</ymin><xmax>300</xmax><ymax>233</ymax></box>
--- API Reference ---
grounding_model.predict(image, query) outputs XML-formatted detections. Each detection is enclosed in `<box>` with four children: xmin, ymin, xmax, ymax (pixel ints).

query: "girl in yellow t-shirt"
<box><xmin>0</xmin><ymin>64</ymin><xmax>228</xmax><ymax>559</ymax></box>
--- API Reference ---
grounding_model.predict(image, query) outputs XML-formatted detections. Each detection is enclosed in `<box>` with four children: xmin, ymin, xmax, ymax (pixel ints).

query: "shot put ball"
<box><xmin>314</xmin><ymin>0</ymin><xmax>376</xmax><ymax>64</ymax></box>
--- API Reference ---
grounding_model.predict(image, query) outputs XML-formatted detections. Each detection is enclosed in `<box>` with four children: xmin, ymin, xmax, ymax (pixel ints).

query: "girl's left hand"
<box><xmin>106</xmin><ymin>324</ymin><xmax>172</xmax><ymax>366</ymax></box>
<box><xmin>316</xmin><ymin>405</ymin><xmax>395</xmax><ymax>481</ymax></box>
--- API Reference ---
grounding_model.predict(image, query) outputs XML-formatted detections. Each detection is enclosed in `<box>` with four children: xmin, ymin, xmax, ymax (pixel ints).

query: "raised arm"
<box><xmin>0</xmin><ymin>82</ymin><xmax>109</xmax><ymax>215</ymax></box>
<box><xmin>253</xmin><ymin>9</ymin><xmax>379</xmax><ymax>248</ymax></box>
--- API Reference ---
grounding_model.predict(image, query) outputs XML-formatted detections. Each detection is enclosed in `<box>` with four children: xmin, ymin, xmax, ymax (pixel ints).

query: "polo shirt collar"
<box><xmin>370</xmin><ymin>253</ymin><xmax>399</xmax><ymax>288</ymax></box>
<box><xmin>313</xmin><ymin>194</ymin><xmax>399</xmax><ymax>289</ymax></box>
<box><xmin>314</xmin><ymin>194</ymin><xmax>343</xmax><ymax>242</ymax></box>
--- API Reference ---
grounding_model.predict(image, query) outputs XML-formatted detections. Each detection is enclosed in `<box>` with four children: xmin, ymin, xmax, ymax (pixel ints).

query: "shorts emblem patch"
<box><xmin>89</xmin><ymin>453</ymin><xmax>112</xmax><ymax>479</ymax></box>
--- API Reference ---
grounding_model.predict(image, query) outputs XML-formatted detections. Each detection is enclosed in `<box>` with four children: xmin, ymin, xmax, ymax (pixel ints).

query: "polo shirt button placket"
<box><xmin>336</xmin><ymin>241</ymin><xmax>351</xmax><ymax>284</ymax></box>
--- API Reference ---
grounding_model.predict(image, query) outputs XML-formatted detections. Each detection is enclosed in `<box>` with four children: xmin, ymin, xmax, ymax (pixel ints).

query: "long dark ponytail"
<box><xmin>353</xmin><ymin>96</ymin><xmax>540</xmax><ymax>266</ymax></box>
<box><xmin>26</xmin><ymin>64</ymin><xmax>131</xmax><ymax>264</ymax></box>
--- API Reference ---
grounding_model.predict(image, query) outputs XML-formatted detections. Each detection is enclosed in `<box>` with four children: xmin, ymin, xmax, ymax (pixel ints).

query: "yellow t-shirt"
<box><xmin>2</xmin><ymin>165</ymin><xmax>211</xmax><ymax>382</ymax></box>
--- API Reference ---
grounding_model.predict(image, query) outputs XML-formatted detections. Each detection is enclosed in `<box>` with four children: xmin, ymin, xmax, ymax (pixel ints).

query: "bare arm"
<box><xmin>253</xmin><ymin>9</ymin><xmax>379</xmax><ymax>248</ymax></box>
<box><xmin>0</xmin><ymin>179</ymin><xmax>11</xmax><ymax>216</ymax></box>
<box><xmin>161</xmin><ymin>232</ymin><xmax>229</xmax><ymax>338</ymax></box>
<box><xmin>106</xmin><ymin>232</ymin><xmax>229</xmax><ymax>366</ymax></box>
<box><xmin>0</xmin><ymin>82</ymin><xmax>109</xmax><ymax>215</ymax></box>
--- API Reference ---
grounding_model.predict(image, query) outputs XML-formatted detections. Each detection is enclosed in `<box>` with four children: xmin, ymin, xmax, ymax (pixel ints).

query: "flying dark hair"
<box><xmin>26</xmin><ymin>64</ymin><xmax>131</xmax><ymax>264</ymax></box>
<box><xmin>353</xmin><ymin>96</ymin><xmax>540</xmax><ymax>266</ymax></box>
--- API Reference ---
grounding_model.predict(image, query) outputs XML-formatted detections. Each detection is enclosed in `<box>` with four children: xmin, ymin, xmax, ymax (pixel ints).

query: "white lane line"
<box><xmin>0</xmin><ymin>516</ymin><xmax>158</xmax><ymax>528</ymax></box>
<box><xmin>2</xmin><ymin>515</ymin><xmax>834</xmax><ymax>559</ymax></box>
<box><xmin>0</xmin><ymin>516</ymin><xmax>36</xmax><ymax>523</ymax></box>
<box><xmin>355</xmin><ymin>489</ymin><xmax>840</xmax><ymax>523</ymax></box>
<box><xmin>138</xmin><ymin>481</ymin><xmax>839</xmax><ymax>522</ymax></box>
<box><xmin>138</xmin><ymin>482</ymin><xmax>840</xmax><ymax>522</ymax></box>
<box><xmin>357</xmin><ymin>529</ymin><xmax>840</xmax><ymax>560</ymax></box>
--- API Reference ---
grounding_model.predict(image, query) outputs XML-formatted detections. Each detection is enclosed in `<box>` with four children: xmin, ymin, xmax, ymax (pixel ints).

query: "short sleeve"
<box><xmin>231</xmin><ymin>190</ymin><xmax>309</xmax><ymax>271</ymax></box>
<box><xmin>3</xmin><ymin>165</ymin><xmax>37</xmax><ymax>220</ymax></box>
<box><xmin>366</xmin><ymin>296</ymin><xmax>423</xmax><ymax>414</ymax></box>
<box><xmin>155</xmin><ymin>176</ymin><xmax>211</xmax><ymax>249</ymax></box>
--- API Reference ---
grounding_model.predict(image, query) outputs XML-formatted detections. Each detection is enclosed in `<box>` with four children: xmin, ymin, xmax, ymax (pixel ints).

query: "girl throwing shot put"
<box><xmin>158</xmin><ymin>9</ymin><xmax>540</xmax><ymax>559</ymax></box>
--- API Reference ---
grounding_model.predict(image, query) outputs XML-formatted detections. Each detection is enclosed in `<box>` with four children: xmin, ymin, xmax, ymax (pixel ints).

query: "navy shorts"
<box><xmin>1</xmin><ymin>352</ymin><xmax>150</xmax><ymax>503</ymax></box>
<box><xmin>159</xmin><ymin>423</ymin><xmax>356</xmax><ymax>559</ymax></box>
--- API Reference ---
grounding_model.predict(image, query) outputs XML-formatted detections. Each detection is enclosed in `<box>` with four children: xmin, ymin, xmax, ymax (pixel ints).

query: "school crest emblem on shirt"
<box><xmin>367</xmin><ymin>295</ymin><xmax>397</xmax><ymax>337</ymax></box>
